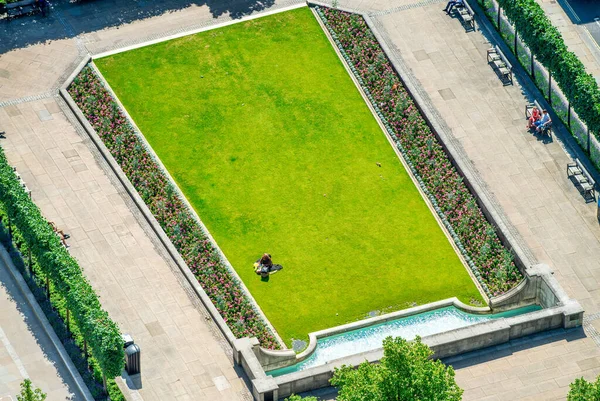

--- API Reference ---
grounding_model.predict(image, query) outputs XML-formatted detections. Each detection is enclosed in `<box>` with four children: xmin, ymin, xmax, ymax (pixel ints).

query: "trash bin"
<box><xmin>125</xmin><ymin>343</ymin><xmax>141</xmax><ymax>375</ymax></box>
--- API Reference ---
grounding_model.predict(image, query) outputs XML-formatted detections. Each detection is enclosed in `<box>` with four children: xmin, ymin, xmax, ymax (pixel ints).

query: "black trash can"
<box><xmin>125</xmin><ymin>343</ymin><xmax>141</xmax><ymax>375</ymax></box>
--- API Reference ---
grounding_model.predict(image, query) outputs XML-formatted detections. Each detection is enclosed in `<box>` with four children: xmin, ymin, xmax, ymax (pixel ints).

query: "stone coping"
<box><xmin>273</xmin><ymin>301</ymin><xmax>576</xmax><ymax>383</ymax></box>
<box><xmin>92</xmin><ymin>3</ymin><xmax>308</xmax><ymax>59</ymax></box>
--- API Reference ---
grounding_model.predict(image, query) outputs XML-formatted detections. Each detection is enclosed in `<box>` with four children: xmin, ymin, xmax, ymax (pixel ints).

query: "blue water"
<box><xmin>267</xmin><ymin>304</ymin><xmax>541</xmax><ymax>377</ymax></box>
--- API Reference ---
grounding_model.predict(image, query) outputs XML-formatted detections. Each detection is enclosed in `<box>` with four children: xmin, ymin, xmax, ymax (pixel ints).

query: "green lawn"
<box><xmin>95</xmin><ymin>7</ymin><xmax>484</xmax><ymax>346</ymax></box>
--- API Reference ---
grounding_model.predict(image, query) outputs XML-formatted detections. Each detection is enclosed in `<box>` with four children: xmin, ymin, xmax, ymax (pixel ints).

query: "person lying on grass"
<box><xmin>254</xmin><ymin>253</ymin><xmax>283</xmax><ymax>278</ymax></box>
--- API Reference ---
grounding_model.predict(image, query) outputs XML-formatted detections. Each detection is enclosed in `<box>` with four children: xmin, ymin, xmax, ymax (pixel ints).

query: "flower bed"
<box><xmin>68</xmin><ymin>66</ymin><xmax>279</xmax><ymax>349</ymax></box>
<box><xmin>318</xmin><ymin>7</ymin><xmax>522</xmax><ymax>296</ymax></box>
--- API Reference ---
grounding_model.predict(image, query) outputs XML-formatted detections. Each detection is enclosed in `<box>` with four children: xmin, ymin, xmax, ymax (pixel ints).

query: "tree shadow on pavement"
<box><xmin>0</xmin><ymin>0</ymin><xmax>276</xmax><ymax>54</ymax></box>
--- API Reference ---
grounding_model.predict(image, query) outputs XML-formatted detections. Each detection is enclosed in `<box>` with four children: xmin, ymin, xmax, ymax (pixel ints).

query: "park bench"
<box><xmin>487</xmin><ymin>45</ymin><xmax>513</xmax><ymax>85</ymax></box>
<box><xmin>5</xmin><ymin>0</ymin><xmax>46</xmax><ymax>21</ymax></box>
<box><xmin>525</xmin><ymin>100</ymin><xmax>552</xmax><ymax>135</ymax></box>
<box><xmin>525</xmin><ymin>100</ymin><xmax>542</xmax><ymax>120</ymax></box>
<box><xmin>567</xmin><ymin>158</ymin><xmax>596</xmax><ymax>201</ymax></box>
<box><xmin>456</xmin><ymin>1</ymin><xmax>475</xmax><ymax>31</ymax></box>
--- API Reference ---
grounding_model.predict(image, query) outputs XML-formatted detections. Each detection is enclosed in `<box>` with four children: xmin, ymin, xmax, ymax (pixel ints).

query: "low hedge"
<box><xmin>0</xmin><ymin>147</ymin><xmax>124</xmax><ymax>380</ymax></box>
<box><xmin>68</xmin><ymin>66</ymin><xmax>280</xmax><ymax>349</ymax></box>
<box><xmin>319</xmin><ymin>7</ymin><xmax>522</xmax><ymax>296</ymax></box>
<box><xmin>489</xmin><ymin>0</ymin><xmax>600</xmax><ymax>136</ymax></box>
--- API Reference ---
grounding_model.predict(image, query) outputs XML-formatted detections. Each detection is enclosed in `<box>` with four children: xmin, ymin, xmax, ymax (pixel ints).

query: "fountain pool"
<box><xmin>267</xmin><ymin>304</ymin><xmax>541</xmax><ymax>377</ymax></box>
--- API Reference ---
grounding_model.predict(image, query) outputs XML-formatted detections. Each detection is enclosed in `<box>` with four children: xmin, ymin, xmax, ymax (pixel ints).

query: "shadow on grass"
<box><xmin>0</xmin><ymin>0</ymin><xmax>276</xmax><ymax>54</ymax></box>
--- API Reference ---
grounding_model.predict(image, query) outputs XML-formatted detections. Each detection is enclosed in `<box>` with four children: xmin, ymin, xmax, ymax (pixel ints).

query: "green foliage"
<box><xmin>17</xmin><ymin>379</ymin><xmax>46</xmax><ymax>401</ymax></box>
<box><xmin>0</xmin><ymin>147</ymin><xmax>124</xmax><ymax>379</ymax></box>
<box><xmin>95</xmin><ymin>6</ymin><xmax>484</xmax><ymax>345</ymax></box>
<box><xmin>285</xmin><ymin>395</ymin><xmax>318</xmax><ymax>401</ymax></box>
<box><xmin>331</xmin><ymin>336</ymin><xmax>463</xmax><ymax>401</ymax></box>
<box><xmin>568</xmin><ymin>376</ymin><xmax>600</xmax><ymax>401</ymax></box>
<box><xmin>484</xmin><ymin>0</ymin><xmax>600</xmax><ymax>135</ymax></box>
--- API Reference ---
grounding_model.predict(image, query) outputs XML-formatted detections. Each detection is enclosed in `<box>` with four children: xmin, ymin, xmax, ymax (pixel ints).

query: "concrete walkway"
<box><xmin>2</xmin><ymin>0</ymin><xmax>600</xmax><ymax>400</ymax></box>
<box><xmin>0</xmin><ymin>254</ymin><xmax>84</xmax><ymax>400</ymax></box>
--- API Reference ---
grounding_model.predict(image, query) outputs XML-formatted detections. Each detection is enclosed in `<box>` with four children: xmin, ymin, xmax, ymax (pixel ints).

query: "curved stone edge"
<box><xmin>86</xmin><ymin>61</ymin><xmax>285</xmax><ymax>349</ymax></box>
<box><xmin>0</xmin><ymin>244</ymin><xmax>95</xmax><ymax>401</ymax></box>
<box><xmin>258</xmin><ymin>297</ymin><xmax>490</xmax><ymax>371</ymax></box>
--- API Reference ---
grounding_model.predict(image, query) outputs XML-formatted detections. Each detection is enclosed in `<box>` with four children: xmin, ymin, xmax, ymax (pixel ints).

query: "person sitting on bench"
<box><xmin>48</xmin><ymin>221</ymin><xmax>70</xmax><ymax>247</ymax></box>
<box><xmin>527</xmin><ymin>106</ymin><xmax>541</xmax><ymax>129</ymax></box>
<box><xmin>534</xmin><ymin>109</ymin><xmax>551</xmax><ymax>132</ymax></box>
<box><xmin>254</xmin><ymin>253</ymin><xmax>283</xmax><ymax>277</ymax></box>
<box><xmin>444</xmin><ymin>0</ymin><xmax>464</xmax><ymax>14</ymax></box>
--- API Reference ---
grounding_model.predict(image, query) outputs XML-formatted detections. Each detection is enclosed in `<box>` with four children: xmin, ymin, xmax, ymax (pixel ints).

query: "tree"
<box><xmin>568</xmin><ymin>376</ymin><xmax>600</xmax><ymax>400</ymax></box>
<box><xmin>16</xmin><ymin>379</ymin><xmax>46</xmax><ymax>401</ymax></box>
<box><xmin>285</xmin><ymin>395</ymin><xmax>318</xmax><ymax>401</ymax></box>
<box><xmin>330</xmin><ymin>336</ymin><xmax>463</xmax><ymax>401</ymax></box>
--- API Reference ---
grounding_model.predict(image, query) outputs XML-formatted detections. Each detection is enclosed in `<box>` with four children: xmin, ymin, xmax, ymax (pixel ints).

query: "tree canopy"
<box><xmin>331</xmin><ymin>336</ymin><xmax>463</xmax><ymax>401</ymax></box>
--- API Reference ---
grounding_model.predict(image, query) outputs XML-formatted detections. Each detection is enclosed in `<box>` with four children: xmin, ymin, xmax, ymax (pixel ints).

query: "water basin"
<box><xmin>267</xmin><ymin>304</ymin><xmax>541</xmax><ymax>377</ymax></box>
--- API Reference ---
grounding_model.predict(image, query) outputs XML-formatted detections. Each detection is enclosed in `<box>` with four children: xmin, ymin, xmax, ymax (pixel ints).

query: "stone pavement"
<box><xmin>0</xmin><ymin>253</ymin><xmax>83</xmax><ymax>400</ymax></box>
<box><xmin>2</xmin><ymin>0</ymin><xmax>600</xmax><ymax>399</ymax></box>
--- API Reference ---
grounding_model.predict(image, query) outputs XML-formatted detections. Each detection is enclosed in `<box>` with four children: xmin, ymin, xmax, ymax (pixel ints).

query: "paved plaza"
<box><xmin>2</xmin><ymin>0</ymin><xmax>600</xmax><ymax>399</ymax></box>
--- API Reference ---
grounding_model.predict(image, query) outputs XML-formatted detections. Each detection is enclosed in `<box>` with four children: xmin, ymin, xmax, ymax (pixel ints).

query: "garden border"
<box><xmin>311</xmin><ymin>3</ymin><xmax>527</xmax><ymax>300</ymax></box>
<box><xmin>85</xmin><ymin>61</ymin><xmax>285</xmax><ymax>349</ymax></box>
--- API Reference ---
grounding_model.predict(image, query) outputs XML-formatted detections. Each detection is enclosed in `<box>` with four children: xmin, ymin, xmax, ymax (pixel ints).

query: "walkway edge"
<box><xmin>0</xmin><ymin>244</ymin><xmax>94</xmax><ymax>401</ymax></box>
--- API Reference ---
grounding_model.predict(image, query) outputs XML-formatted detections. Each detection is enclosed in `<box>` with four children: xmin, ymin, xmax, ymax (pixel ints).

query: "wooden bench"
<box><xmin>456</xmin><ymin>1</ymin><xmax>475</xmax><ymax>31</ymax></box>
<box><xmin>567</xmin><ymin>158</ymin><xmax>596</xmax><ymax>201</ymax></box>
<box><xmin>5</xmin><ymin>0</ymin><xmax>45</xmax><ymax>21</ymax></box>
<box><xmin>487</xmin><ymin>45</ymin><xmax>513</xmax><ymax>85</ymax></box>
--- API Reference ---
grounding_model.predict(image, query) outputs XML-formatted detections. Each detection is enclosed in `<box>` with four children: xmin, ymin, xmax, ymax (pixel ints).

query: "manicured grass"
<box><xmin>95</xmin><ymin>7</ymin><xmax>484</xmax><ymax>345</ymax></box>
